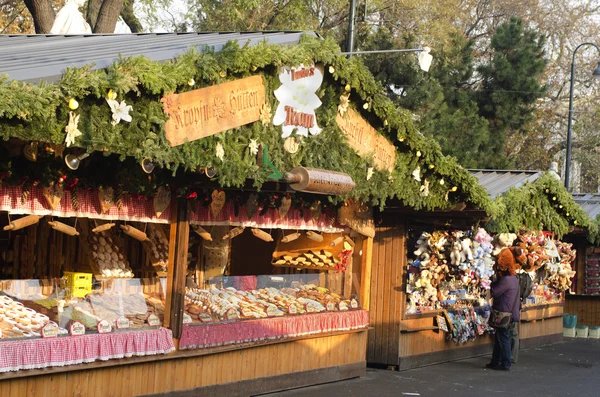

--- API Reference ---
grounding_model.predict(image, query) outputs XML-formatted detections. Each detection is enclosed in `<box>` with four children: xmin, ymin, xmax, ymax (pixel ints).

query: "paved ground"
<box><xmin>260</xmin><ymin>338</ymin><xmax>600</xmax><ymax>397</ymax></box>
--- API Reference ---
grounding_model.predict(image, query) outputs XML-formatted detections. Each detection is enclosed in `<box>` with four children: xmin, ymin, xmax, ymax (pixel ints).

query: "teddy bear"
<box><xmin>492</xmin><ymin>232</ymin><xmax>517</xmax><ymax>255</ymax></box>
<box><xmin>495</xmin><ymin>246</ymin><xmax>525</xmax><ymax>275</ymax></box>
<box><xmin>413</xmin><ymin>232</ymin><xmax>432</xmax><ymax>268</ymax></box>
<box><xmin>461</xmin><ymin>237</ymin><xmax>474</xmax><ymax>263</ymax></box>
<box><xmin>450</xmin><ymin>239</ymin><xmax>462</xmax><ymax>267</ymax></box>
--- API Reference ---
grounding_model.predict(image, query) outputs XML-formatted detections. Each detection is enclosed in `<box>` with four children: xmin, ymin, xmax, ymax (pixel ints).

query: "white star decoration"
<box><xmin>248</xmin><ymin>139</ymin><xmax>259</xmax><ymax>156</ymax></box>
<box><xmin>106</xmin><ymin>98</ymin><xmax>133</xmax><ymax>126</ymax></box>
<box><xmin>412</xmin><ymin>166</ymin><xmax>421</xmax><ymax>182</ymax></box>
<box><xmin>216</xmin><ymin>142</ymin><xmax>225</xmax><ymax>161</ymax></box>
<box><xmin>64</xmin><ymin>111</ymin><xmax>82</xmax><ymax>147</ymax></box>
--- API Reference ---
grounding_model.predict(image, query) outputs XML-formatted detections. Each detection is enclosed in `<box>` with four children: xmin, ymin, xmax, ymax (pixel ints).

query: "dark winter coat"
<box><xmin>491</xmin><ymin>274</ymin><xmax>520</xmax><ymax>322</ymax></box>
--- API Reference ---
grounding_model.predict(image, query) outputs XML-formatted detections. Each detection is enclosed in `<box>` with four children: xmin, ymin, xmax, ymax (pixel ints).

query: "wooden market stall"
<box><xmin>0</xmin><ymin>30</ymin><xmax>443</xmax><ymax>396</ymax></box>
<box><xmin>367</xmin><ymin>169</ymin><xmax>594</xmax><ymax>370</ymax></box>
<box><xmin>563</xmin><ymin>194</ymin><xmax>600</xmax><ymax>326</ymax></box>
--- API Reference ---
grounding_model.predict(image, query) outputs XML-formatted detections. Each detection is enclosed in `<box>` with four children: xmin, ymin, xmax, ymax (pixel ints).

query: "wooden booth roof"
<box><xmin>0</xmin><ymin>31</ymin><xmax>317</xmax><ymax>83</ymax></box>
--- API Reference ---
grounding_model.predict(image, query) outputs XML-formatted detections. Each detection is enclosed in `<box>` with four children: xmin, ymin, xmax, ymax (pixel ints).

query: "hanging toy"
<box><xmin>192</xmin><ymin>225</ymin><xmax>213</xmax><ymax>241</ymax></box>
<box><xmin>223</xmin><ymin>226</ymin><xmax>245</xmax><ymax>240</ymax></box>
<box><xmin>281</xmin><ymin>232</ymin><xmax>301</xmax><ymax>243</ymax></box>
<box><xmin>49</xmin><ymin>220</ymin><xmax>79</xmax><ymax>236</ymax></box>
<box><xmin>3</xmin><ymin>215</ymin><xmax>42</xmax><ymax>231</ymax></box>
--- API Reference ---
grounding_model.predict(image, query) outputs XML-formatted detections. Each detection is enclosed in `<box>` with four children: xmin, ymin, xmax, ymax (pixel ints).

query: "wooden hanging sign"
<box><xmin>336</xmin><ymin>108</ymin><xmax>396</xmax><ymax>172</ymax></box>
<box><xmin>161</xmin><ymin>75</ymin><xmax>266</xmax><ymax>147</ymax></box>
<box><xmin>284</xmin><ymin>167</ymin><xmax>355</xmax><ymax>195</ymax></box>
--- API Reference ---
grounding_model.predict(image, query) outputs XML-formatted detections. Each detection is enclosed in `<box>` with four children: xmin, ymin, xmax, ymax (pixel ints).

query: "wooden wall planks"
<box><xmin>564</xmin><ymin>297</ymin><xmax>600</xmax><ymax>326</ymax></box>
<box><xmin>367</xmin><ymin>225</ymin><xmax>406</xmax><ymax>365</ymax></box>
<box><xmin>0</xmin><ymin>332</ymin><xmax>367</xmax><ymax>397</ymax></box>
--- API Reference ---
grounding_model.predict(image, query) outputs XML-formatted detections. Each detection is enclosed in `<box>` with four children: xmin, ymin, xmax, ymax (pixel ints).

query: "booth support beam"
<box><xmin>165</xmin><ymin>198</ymin><xmax>190</xmax><ymax>339</ymax></box>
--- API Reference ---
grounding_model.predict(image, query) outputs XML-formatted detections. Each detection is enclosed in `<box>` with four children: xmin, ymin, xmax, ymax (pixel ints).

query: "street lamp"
<box><xmin>564</xmin><ymin>42</ymin><xmax>600</xmax><ymax>191</ymax></box>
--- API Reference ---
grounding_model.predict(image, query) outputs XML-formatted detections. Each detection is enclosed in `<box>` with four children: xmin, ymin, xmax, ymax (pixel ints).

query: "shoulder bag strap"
<box><xmin>510</xmin><ymin>278</ymin><xmax>519</xmax><ymax>312</ymax></box>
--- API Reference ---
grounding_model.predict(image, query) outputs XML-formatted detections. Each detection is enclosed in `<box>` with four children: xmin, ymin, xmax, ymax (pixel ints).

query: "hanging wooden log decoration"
<box><xmin>306</xmin><ymin>231</ymin><xmax>324</xmax><ymax>243</ymax></box>
<box><xmin>120</xmin><ymin>224</ymin><xmax>149</xmax><ymax>242</ymax></box>
<box><xmin>245</xmin><ymin>193</ymin><xmax>259</xmax><ymax>219</ymax></box>
<box><xmin>3</xmin><ymin>215</ymin><xmax>42</xmax><ymax>231</ymax></box>
<box><xmin>278</xmin><ymin>196</ymin><xmax>292</xmax><ymax>219</ymax></box>
<box><xmin>98</xmin><ymin>186</ymin><xmax>115</xmax><ymax>214</ymax></box>
<box><xmin>223</xmin><ymin>226</ymin><xmax>245</xmax><ymax>240</ymax></box>
<box><xmin>251</xmin><ymin>228</ymin><xmax>273</xmax><ymax>242</ymax></box>
<box><xmin>153</xmin><ymin>186</ymin><xmax>171</xmax><ymax>217</ymax></box>
<box><xmin>92</xmin><ymin>222</ymin><xmax>115</xmax><ymax>233</ymax></box>
<box><xmin>48</xmin><ymin>221</ymin><xmax>79</xmax><ymax>236</ymax></box>
<box><xmin>192</xmin><ymin>225</ymin><xmax>213</xmax><ymax>241</ymax></box>
<box><xmin>210</xmin><ymin>190</ymin><xmax>226</xmax><ymax>218</ymax></box>
<box><xmin>281</xmin><ymin>232</ymin><xmax>301</xmax><ymax>243</ymax></box>
<box><xmin>330</xmin><ymin>236</ymin><xmax>344</xmax><ymax>247</ymax></box>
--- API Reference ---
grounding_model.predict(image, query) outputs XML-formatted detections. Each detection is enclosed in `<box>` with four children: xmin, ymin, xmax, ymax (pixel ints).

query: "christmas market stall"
<box><xmin>367</xmin><ymin>169</ymin><xmax>596</xmax><ymax>370</ymax></box>
<box><xmin>562</xmin><ymin>193</ymin><xmax>600</xmax><ymax>327</ymax></box>
<box><xmin>482</xmin><ymin>171</ymin><xmax>597</xmax><ymax>348</ymax></box>
<box><xmin>0</xmin><ymin>31</ymin><xmax>444</xmax><ymax>396</ymax></box>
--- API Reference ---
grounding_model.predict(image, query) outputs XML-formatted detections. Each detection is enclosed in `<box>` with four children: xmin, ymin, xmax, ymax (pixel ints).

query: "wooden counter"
<box><xmin>0</xmin><ymin>330</ymin><xmax>368</xmax><ymax>397</ymax></box>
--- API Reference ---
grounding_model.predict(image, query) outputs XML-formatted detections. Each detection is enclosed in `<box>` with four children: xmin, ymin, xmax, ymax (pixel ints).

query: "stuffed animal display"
<box><xmin>407</xmin><ymin>227</ymin><xmax>577</xmax><ymax>314</ymax></box>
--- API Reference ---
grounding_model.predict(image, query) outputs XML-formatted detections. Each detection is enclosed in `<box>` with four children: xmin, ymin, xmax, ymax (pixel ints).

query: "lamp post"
<box><xmin>564</xmin><ymin>42</ymin><xmax>600</xmax><ymax>191</ymax></box>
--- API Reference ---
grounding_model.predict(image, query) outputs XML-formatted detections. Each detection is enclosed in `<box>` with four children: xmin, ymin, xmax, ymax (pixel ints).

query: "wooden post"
<box><xmin>360</xmin><ymin>236</ymin><xmax>373</xmax><ymax>310</ymax></box>
<box><xmin>164</xmin><ymin>198</ymin><xmax>189</xmax><ymax>339</ymax></box>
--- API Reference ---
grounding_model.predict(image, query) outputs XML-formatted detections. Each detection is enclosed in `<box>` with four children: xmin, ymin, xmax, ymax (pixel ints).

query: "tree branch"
<box><xmin>120</xmin><ymin>0</ymin><xmax>143</xmax><ymax>33</ymax></box>
<box><xmin>87</xmin><ymin>0</ymin><xmax>103</xmax><ymax>29</ymax></box>
<box><xmin>23</xmin><ymin>0</ymin><xmax>55</xmax><ymax>34</ymax></box>
<box><xmin>94</xmin><ymin>0</ymin><xmax>125</xmax><ymax>33</ymax></box>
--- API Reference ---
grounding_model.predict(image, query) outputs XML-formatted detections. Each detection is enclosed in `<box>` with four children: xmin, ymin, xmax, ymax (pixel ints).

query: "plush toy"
<box><xmin>413</xmin><ymin>232</ymin><xmax>432</xmax><ymax>268</ymax></box>
<box><xmin>430</xmin><ymin>231</ymin><xmax>449</xmax><ymax>254</ymax></box>
<box><xmin>495</xmin><ymin>247</ymin><xmax>524</xmax><ymax>275</ymax></box>
<box><xmin>492</xmin><ymin>232</ymin><xmax>517</xmax><ymax>255</ymax></box>
<box><xmin>450</xmin><ymin>239</ymin><xmax>462</xmax><ymax>267</ymax></box>
<box><xmin>461</xmin><ymin>237</ymin><xmax>474</xmax><ymax>263</ymax></box>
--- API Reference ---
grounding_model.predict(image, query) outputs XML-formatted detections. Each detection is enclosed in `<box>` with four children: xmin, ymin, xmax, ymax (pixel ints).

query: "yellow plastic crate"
<box><xmin>63</xmin><ymin>272</ymin><xmax>92</xmax><ymax>298</ymax></box>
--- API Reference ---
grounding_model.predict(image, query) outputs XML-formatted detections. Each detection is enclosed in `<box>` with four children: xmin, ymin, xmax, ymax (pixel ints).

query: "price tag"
<box><xmin>326</xmin><ymin>301</ymin><xmax>335</xmax><ymax>311</ymax></box>
<box><xmin>266</xmin><ymin>305</ymin><xmax>280</xmax><ymax>316</ymax></box>
<box><xmin>198</xmin><ymin>313</ymin><xmax>213</xmax><ymax>323</ymax></box>
<box><xmin>116</xmin><ymin>316</ymin><xmax>130</xmax><ymax>329</ymax></box>
<box><xmin>350</xmin><ymin>299</ymin><xmax>359</xmax><ymax>309</ymax></box>
<box><xmin>41</xmin><ymin>322</ymin><xmax>58</xmax><ymax>338</ymax></box>
<box><xmin>338</xmin><ymin>301</ymin><xmax>348</xmax><ymax>311</ymax></box>
<box><xmin>146</xmin><ymin>314</ymin><xmax>160</xmax><ymax>327</ymax></box>
<box><xmin>69</xmin><ymin>321</ymin><xmax>86</xmax><ymax>336</ymax></box>
<box><xmin>288</xmin><ymin>304</ymin><xmax>297</xmax><ymax>315</ymax></box>
<box><xmin>225</xmin><ymin>308</ymin><xmax>240</xmax><ymax>320</ymax></box>
<box><xmin>182</xmin><ymin>313</ymin><xmax>193</xmax><ymax>324</ymax></box>
<box><xmin>241</xmin><ymin>308</ymin><xmax>254</xmax><ymax>318</ymax></box>
<box><xmin>97</xmin><ymin>319</ymin><xmax>112</xmax><ymax>334</ymax></box>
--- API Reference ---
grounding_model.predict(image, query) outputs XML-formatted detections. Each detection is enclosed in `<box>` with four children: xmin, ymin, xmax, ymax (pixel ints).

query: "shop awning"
<box><xmin>0</xmin><ymin>31</ymin><xmax>318</xmax><ymax>84</ymax></box>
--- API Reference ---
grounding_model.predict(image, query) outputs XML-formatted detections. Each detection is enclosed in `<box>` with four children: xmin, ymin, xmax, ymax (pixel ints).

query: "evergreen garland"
<box><xmin>0</xmin><ymin>35</ymin><xmax>496</xmax><ymax>213</ymax></box>
<box><xmin>486</xmin><ymin>173</ymin><xmax>599</xmax><ymax>243</ymax></box>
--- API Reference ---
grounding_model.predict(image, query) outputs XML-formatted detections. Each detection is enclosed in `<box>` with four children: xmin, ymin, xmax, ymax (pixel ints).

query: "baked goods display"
<box><xmin>0</xmin><ymin>295</ymin><xmax>53</xmax><ymax>338</ymax></box>
<box><xmin>184</xmin><ymin>284</ymin><xmax>359</xmax><ymax>323</ymax></box>
<box><xmin>272</xmin><ymin>250</ymin><xmax>341</xmax><ymax>270</ymax></box>
<box><xmin>145</xmin><ymin>224</ymin><xmax>169</xmax><ymax>274</ymax></box>
<box><xmin>89</xmin><ymin>234</ymin><xmax>134</xmax><ymax>278</ymax></box>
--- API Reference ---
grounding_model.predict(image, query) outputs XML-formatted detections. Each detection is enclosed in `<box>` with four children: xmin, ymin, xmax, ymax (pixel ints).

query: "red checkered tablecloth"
<box><xmin>0</xmin><ymin>186</ymin><xmax>171</xmax><ymax>224</ymax></box>
<box><xmin>179</xmin><ymin>310</ymin><xmax>369</xmax><ymax>349</ymax></box>
<box><xmin>0</xmin><ymin>327</ymin><xmax>175</xmax><ymax>373</ymax></box>
<box><xmin>189</xmin><ymin>199</ymin><xmax>345</xmax><ymax>233</ymax></box>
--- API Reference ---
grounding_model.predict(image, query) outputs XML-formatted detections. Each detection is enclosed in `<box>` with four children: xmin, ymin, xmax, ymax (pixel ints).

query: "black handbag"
<box><xmin>489</xmin><ymin>285</ymin><xmax>519</xmax><ymax>329</ymax></box>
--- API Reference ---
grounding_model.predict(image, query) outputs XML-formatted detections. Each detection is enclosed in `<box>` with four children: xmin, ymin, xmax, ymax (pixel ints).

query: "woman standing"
<box><xmin>486</xmin><ymin>247</ymin><xmax>522</xmax><ymax>371</ymax></box>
